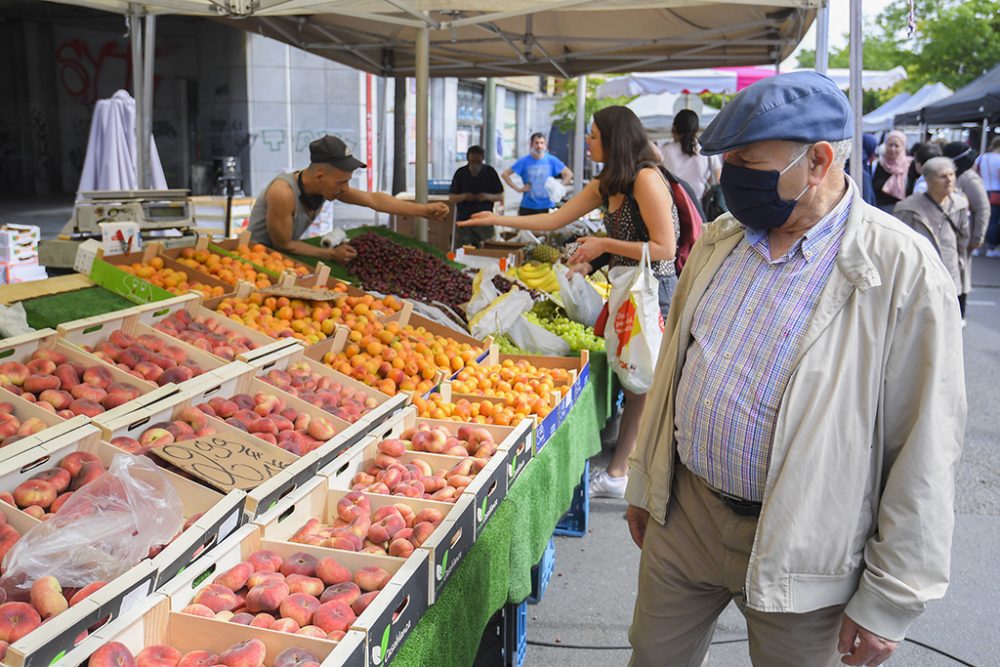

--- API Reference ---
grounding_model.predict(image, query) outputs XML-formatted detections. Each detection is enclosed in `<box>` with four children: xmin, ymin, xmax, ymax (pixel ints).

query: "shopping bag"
<box><xmin>604</xmin><ymin>243</ymin><xmax>664</xmax><ymax>394</ymax></box>
<box><xmin>468</xmin><ymin>289</ymin><xmax>534</xmax><ymax>341</ymax></box>
<box><xmin>464</xmin><ymin>264</ymin><xmax>503</xmax><ymax>317</ymax></box>
<box><xmin>555</xmin><ymin>264</ymin><xmax>604</xmax><ymax>328</ymax></box>
<box><xmin>506</xmin><ymin>315</ymin><xmax>571</xmax><ymax>356</ymax></box>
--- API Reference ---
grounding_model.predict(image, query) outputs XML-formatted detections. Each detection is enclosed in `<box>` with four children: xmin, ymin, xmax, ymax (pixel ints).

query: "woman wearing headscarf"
<box><xmin>872</xmin><ymin>130</ymin><xmax>912</xmax><ymax>212</ymax></box>
<box><xmin>893</xmin><ymin>156</ymin><xmax>970</xmax><ymax>319</ymax></box>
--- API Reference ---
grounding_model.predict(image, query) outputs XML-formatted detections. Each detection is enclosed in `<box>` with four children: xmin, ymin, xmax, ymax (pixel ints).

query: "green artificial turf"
<box><xmin>20</xmin><ymin>287</ymin><xmax>135</xmax><ymax>331</ymax></box>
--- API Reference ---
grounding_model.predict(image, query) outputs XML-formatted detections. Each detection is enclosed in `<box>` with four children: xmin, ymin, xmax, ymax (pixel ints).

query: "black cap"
<box><xmin>309</xmin><ymin>135</ymin><xmax>366</xmax><ymax>171</ymax></box>
<box><xmin>942</xmin><ymin>142</ymin><xmax>977</xmax><ymax>176</ymax></box>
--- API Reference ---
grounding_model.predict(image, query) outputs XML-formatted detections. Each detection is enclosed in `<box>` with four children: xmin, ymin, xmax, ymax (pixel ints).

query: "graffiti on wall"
<box><xmin>55</xmin><ymin>38</ymin><xmax>131</xmax><ymax>106</ymax></box>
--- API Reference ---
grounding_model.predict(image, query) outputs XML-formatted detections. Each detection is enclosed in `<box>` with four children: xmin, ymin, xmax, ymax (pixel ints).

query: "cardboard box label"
<box><xmin>151</xmin><ymin>436</ymin><xmax>290</xmax><ymax>492</ymax></box>
<box><xmin>89</xmin><ymin>257</ymin><xmax>174</xmax><ymax>305</ymax></box>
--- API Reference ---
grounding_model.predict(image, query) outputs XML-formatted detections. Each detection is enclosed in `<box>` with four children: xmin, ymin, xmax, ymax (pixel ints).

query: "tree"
<box><xmin>551</xmin><ymin>77</ymin><xmax>635</xmax><ymax>132</ymax></box>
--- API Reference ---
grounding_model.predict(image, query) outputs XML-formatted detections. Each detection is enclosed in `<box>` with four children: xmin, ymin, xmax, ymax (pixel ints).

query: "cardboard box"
<box><xmin>0</xmin><ymin>422</ymin><xmax>247</xmax><ymax>589</ymax></box>
<box><xmin>92</xmin><ymin>383</ymin><xmax>315</xmax><ymax>520</ymax></box>
<box><xmin>254</xmin><ymin>475</ymin><xmax>474</xmax><ymax>604</ymax></box>
<box><xmin>322</xmin><ymin>427</ymin><xmax>507</xmax><ymax>538</ymax></box>
<box><xmin>66</xmin><ymin>594</ymin><xmax>366</xmax><ymax>667</ymax></box>
<box><xmin>241</xmin><ymin>338</ymin><xmax>406</xmax><ymax>440</ymax></box>
<box><xmin>163</xmin><ymin>523</ymin><xmax>427</xmax><ymax>667</ymax></box>
<box><xmin>98</xmin><ymin>244</ymin><xmax>234</xmax><ymax>299</ymax></box>
<box><xmin>89</xmin><ymin>256</ymin><xmax>176</xmax><ymax>305</ymax></box>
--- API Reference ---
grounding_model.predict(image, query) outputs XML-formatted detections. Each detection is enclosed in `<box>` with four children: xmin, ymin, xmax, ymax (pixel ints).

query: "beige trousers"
<box><xmin>628</xmin><ymin>466</ymin><xmax>846</xmax><ymax>667</ymax></box>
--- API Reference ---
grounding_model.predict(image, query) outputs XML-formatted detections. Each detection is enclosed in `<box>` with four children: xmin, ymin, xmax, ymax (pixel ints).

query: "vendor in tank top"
<box><xmin>247</xmin><ymin>135</ymin><xmax>451</xmax><ymax>264</ymax></box>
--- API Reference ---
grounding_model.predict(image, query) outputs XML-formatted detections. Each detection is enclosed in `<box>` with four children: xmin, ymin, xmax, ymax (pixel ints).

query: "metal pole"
<box><xmin>415</xmin><ymin>26</ymin><xmax>429</xmax><ymax>242</ymax></box>
<box><xmin>981</xmin><ymin>117</ymin><xmax>989</xmax><ymax>154</ymax></box>
<box><xmin>848</xmin><ymin>0</ymin><xmax>863</xmax><ymax>188</ymax></box>
<box><xmin>484</xmin><ymin>78</ymin><xmax>497</xmax><ymax>164</ymax></box>
<box><xmin>142</xmin><ymin>14</ymin><xmax>156</xmax><ymax>189</ymax></box>
<box><xmin>573</xmin><ymin>74</ymin><xmax>586</xmax><ymax>194</ymax></box>
<box><xmin>129</xmin><ymin>4</ymin><xmax>144</xmax><ymax>190</ymax></box>
<box><xmin>815</xmin><ymin>3</ymin><xmax>830</xmax><ymax>74</ymax></box>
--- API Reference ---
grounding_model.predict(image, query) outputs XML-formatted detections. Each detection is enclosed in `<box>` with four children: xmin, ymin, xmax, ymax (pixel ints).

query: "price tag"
<box><xmin>151</xmin><ymin>435</ymin><xmax>293</xmax><ymax>492</ymax></box>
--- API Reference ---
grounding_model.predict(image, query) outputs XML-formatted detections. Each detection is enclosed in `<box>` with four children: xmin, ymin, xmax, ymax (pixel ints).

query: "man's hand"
<box><xmin>327</xmin><ymin>243</ymin><xmax>357</xmax><ymax>264</ymax></box>
<box><xmin>626</xmin><ymin>505</ymin><xmax>649</xmax><ymax>549</ymax></box>
<box><xmin>423</xmin><ymin>202</ymin><xmax>450</xmax><ymax>222</ymax></box>
<box><xmin>837</xmin><ymin>616</ymin><xmax>898</xmax><ymax>666</ymax></box>
<box><xmin>519</xmin><ymin>184</ymin><xmax>531</xmax><ymax>193</ymax></box>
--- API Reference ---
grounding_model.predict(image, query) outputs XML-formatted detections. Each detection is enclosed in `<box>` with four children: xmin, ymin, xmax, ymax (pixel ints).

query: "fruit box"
<box><xmin>0</xmin><ymin>328</ymin><xmax>158</xmax><ymax>420</ymax></box>
<box><xmin>476</xmin><ymin>348</ymin><xmax>591</xmax><ymax>404</ymax></box>
<box><xmin>163</xmin><ymin>523</ymin><xmax>428</xmax><ymax>667</ymax></box>
<box><xmin>211</xmin><ymin>232</ymin><xmax>316</xmax><ymax>282</ymax></box>
<box><xmin>98</xmin><ymin>243</ymin><xmax>235</xmax><ymax>299</ymax></box>
<box><xmin>242</xmin><ymin>338</ymin><xmax>407</xmax><ymax>437</ymax></box>
<box><xmin>294</xmin><ymin>263</ymin><xmax>414</xmax><ymax>326</ymax></box>
<box><xmin>69</xmin><ymin>594</ymin><xmax>367</xmax><ymax>667</ymax></box>
<box><xmin>88</xmin><ymin>256</ymin><xmax>176</xmax><ymax>306</ymax></box>
<box><xmin>0</xmin><ymin>558</ymin><xmax>158</xmax><ymax>667</ymax></box>
<box><xmin>323</xmin><ymin>428</ymin><xmax>508</xmax><ymax>539</ymax></box>
<box><xmin>370</xmin><ymin>405</ymin><xmax>533</xmax><ymax>491</ymax></box>
<box><xmin>403</xmin><ymin>312</ymin><xmax>492</xmax><ymax>353</ymax></box>
<box><xmin>0</xmin><ymin>421</ymin><xmax>247</xmax><ymax>590</ymax></box>
<box><xmin>91</xmin><ymin>386</ymin><xmax>315</xmax><ymax>520</ymax></box>
<box><xmin>57</xmin><ymin>308</ymin><xmax>228</xmax><ymax>391</ymax></box>
<box><xmin>183</xmin><ymin>361</ymin><xmax>369</xmax><ymax>474</ymax></box>
<box><xmin>132</xmin><ymin>291</ymin><xmax>278</xmax><ymax>358</ymax></box>
<box><xmin>0</xmin><ymin>383</ymin><xmax>80</xmax><ymax>459</ymax></box>
<box><xmin>254</xmin><ymin>474</ymin><xmax>474</xmax><ymax>604</ymax></box>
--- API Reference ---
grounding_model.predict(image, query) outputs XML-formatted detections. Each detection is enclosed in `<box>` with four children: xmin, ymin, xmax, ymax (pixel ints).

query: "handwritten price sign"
<box><xmin>151</xmin><ymin>436</ymin><xmax>294</xmax><ymax>492</ymax></box>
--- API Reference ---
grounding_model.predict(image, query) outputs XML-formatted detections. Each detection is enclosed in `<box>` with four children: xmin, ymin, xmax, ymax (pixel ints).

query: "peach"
<box><xmin>192</xmin><ymin>584</ymin><xmax>239</xmax><ymax>613</ymax></box>
<box><xmin>414</xmin><ymin>508</ymin><xmax>444</xmax><ymax>526</ymax></box>
<box><xmin>319</xmin><ymin>582</ymin><xmax>360</xmax><ymax>607</ymax></box>
<box><xmin>176</xmin><ymin>651</ymin><xmax>219</xmax><ymax>667</ymax></box>
<box><xmin>109</xmin><ymin>330</ymin><xmax>135</xmax><ymax>349</ymax></box>
<box><xmin>215</xmin><ymin>610</ymin><xmax>235</xmax><ymax>622</ymax></box>
<box><xmin>336</xmin><ymin>491</ymin><xmax>370</xmax><ymax>523</ymax></box>
<box><xmin>165</xmin><ymin>421</ymin><xmax>195</xmax><ymax>441</ymax></box>
<box><xmin>412</xmin><ymin>521</ymin><xmax>436</xmax><ymax>547</ymax></box>
<box><xmin>278</xmin><ymin>592</ymin><xmax>320</xmax><ymax>627</ymax></box>
<box><xmin>245</xmin><ymin>580</ymin><xmax>289</xmax><ymax>613</ymax></box>
<box><xmin>139</xmin><ymin>427</ymin><xmax>174</xmax><ymax>449</ymax></box>
<box><xmin>70</xmin><ymin>383</ymin><xmax>106</xmax><ymax>403</ymax></box>
<box><xmin>229</xmin><ymin>612</ymin><xmax>254</xmax><ymax>625</ymax></box>
<box><xmin>0</xmin><ymin>493</ymin><xmax>12</xmax><ymax>506</ymax></box>
<box><xmin>273</xmin><ymin>648</ymin><xmax>320</xmax><ymax>667</ymax></box>
<box><xmin>180</xmin><ymin>603</ymin><xmax>215</xmax><ymax>618</ymax></box>
<box><xmin>26</xmin><ymin>359</ymin><xmax>56</xmax><ymax>376</ymax></box>
<box><xmin>24</xmin><ymin>374</ymin><xmax>60</xmax><ymax>395</ymax></box>
<box><xmin>69</xmin><ymin>399</ymin><xmax>104</xmax><ymax>418</ymax></box>
<box><xmin>377</xmin><ymin>438</ymin><xmax>407</xmax><ymax>458</ymax></box>
<box><xmin>352</xmin><ymin>590</ymin><xmax>379</xmax><ymax>616</ymax></box>
<box><xmin>280</xmin><ymin>552</ymin><xmax>317</xmax><ymax>578</ymax></box>
<box><xmin>37</xmin><ymin>389</ymin><xmax>72</xmax><ymax>411</ymax></box>
<box><xmin>107</xmin><ymin>382</ymin><xmax>141</xmax><ymax>400</ymax></box>
<box><xmin>213</xmin><ymin>562</ymin><xmax>253</xmax><ymax>591</ymax></box>
<box><xmin>353</xmin><ymin>566</ymin><xmax>391</xmax><ymax>592</ymax></box>
<box><xmin>89</xmin><ymin>641</ymin><xmax>136</xmax><ymax>667</ymax></box>
<box><xmin>368</xmin><ymin>513</ymin><xmax>406</xmax><ymax>545</ymax></box>
<box><xmin>388</xmin><ymin>538</ymin><xmax>415</xmax><ymax>558</ymax></box>
<box><xmin>69</xmin><ymin>581</ymin><xmax>106</xmax><ymax>606</ymax></box>
<box><xmin>326</xmin><ymin>630</ymin><xmax>347</xmax><ymax>642</ymax></box>
<box><xmin>134</xmin><ymin>361</ymin><xmax>163</xmax><ymax>383</ymax></box>
<box><xmin>30</xmin><ymin>467</ymin><xmax>71</xmax><ymax>494</ymax></box>
<box><xmin>29</xmin><ymin>575</ymin><xmax>67</xmax><ymax>619</ymax></box>
<box><xmin>311</xmin><ymin>600</ymin><xmax>356</xmax><ymax>634</ymax></box>
<box><xmin>0</xmin><ymin>601</ymin><xmax>41</xmax><ymax>643</ymax></box>
<box><xmin>247</xmin><ymin>549</ymin><xmax>283</xmax><ymax>573</ymax></box>
<box><xmin>0</xmin><ymin>362</ymin><xmax>29</xmax><ymax>386</ymax></box>
<box><xmin>218</xmin><ymin>640</ymin><xmax>266</xmax><ymax>667</ymax></box>
<box><xmin>22</xmin><ymin>505</ymin><xmax>44</xmax><ymax>519</ymax></box>
<box><xmin>284</xmin><ymin>574</ymin><xmax>324</xmax><ymax>597</ymax></box>
<box><xmin>110</xmin><ymin>436</ymin><xmax>143</xmax><ymax>454</ymax></box>
<box><xmin>13</xmin><ymin>479</ymin><xmax>57</xmax><ymax>509</ymax></box>
<box><xmin>59</xmin><ymin>451</ymin><xmax>100</xmax><ymax>475</ymax></box>
<box><xmin>136</xmin><ymin>645</ymin><xmax>183</xmax><ymax>667</ymax></box>
<box><xmin>393</xmin><ymin>503</ymin><xmax>416</xmax><ymax>527</ymax></box>
<box><xmin>270</xmin><ymin>617</ymin><xmax>301</xmax><ymax>634</ymax></box>
<box><xmin>71</xmin><ymin>460</ymin><xmax>105</xmax><ymax>490</ymax></box>
<box><xmin>296</xmin><ymin>625</ymin><xmax>328</xmax><ymax>639</ymax></box>
<box><xmin>50</xmin><ymin>492</ymin><xmax>73</xmax><ymax>513</ymax></box>
<box><xmin>82</xmin><ymin>366</ymin><xmax>114</xmax><ymax>389</ymax></box>
<box><xmin>248</xmin><ymin>613</ymin><xmax>275</xmax><ymax>629</ymax></box>
<box><xmin>245</xmin><ymin>572</ymin><xmax>284</xmax><ymax>589</ymax></box>
<box><xmin>16</xmin><ymin>417</ymin><xmax>48</xmax><ymax>437</ymax></box>
<box><xmin>178</xmin><ymin>406</ymin><xmax>208</xmax><ymax>430</ymax></box>
<box><xmin>307</xmin><ymin>419</ymin><xmax>336</xmax><ymax>441</ymax></box>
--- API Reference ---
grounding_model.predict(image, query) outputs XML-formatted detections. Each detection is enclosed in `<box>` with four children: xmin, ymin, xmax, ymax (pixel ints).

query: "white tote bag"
<box><xmin>604</xmin><ymin>243</ymin><xmax>664</xmax><ymax>394</ymax></box>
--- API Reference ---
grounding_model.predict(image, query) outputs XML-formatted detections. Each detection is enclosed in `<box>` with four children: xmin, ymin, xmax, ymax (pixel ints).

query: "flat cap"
<box><xmin>699</xmin><ymin>71</ymin><xmax>853</xmax><ymax>155</ymax></box>
<box><xmin>310</xmin><ymin>135</ymin><xmax>366</xmax><ymax>171</ymax></box>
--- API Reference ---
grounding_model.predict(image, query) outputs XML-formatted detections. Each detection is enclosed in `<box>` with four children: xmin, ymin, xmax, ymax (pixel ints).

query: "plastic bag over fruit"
<box><xmin>1</xmin><ymin>454</ymin><xmax>183</xmax><ymax>592</ymax></box>
<box><xmin>555</xmin><ymin>264</ymin><xmax>604</xmax><ymax>328</ymax></box>
<box><xmin>468</xmin><ymin>289</ymin><xmax>533</xmax><ymax>341</ymax></box>
<box><xmin>506</xmin><ymin>315</ymin><xmax>571</xmax><ymax>356</ymax></box>
<box><xmin>464</xmin><ymin>265</ymin><xmax>502</xmax><ymax>318</ymax></box>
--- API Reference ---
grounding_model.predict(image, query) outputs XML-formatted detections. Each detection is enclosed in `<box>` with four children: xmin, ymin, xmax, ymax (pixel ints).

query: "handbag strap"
<box><xmin>923</xmin><ymin>193</ymin><xmax>963</xmax><ymax>237</ymax></box>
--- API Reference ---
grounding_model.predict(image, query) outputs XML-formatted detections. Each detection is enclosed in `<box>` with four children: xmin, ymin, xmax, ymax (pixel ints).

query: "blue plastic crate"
<box><xmin>527</xmin><ymin>537</ymin><xmax>556</xmax><ymax>604</ymax></box>
<box><xmin>504</xmin><ymin>601</ymin><xmax>528</xmax><ymax>667</ymax></box>
<box><xmin>554</xmin><ymin>460</ymin><xmax>590</xmax><ymax>537</ymax></box>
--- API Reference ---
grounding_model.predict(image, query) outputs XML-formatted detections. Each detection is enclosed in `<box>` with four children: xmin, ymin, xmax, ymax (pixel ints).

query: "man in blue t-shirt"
<box><xmin>502</xmin><ymin>132</ymin><xmax>573</xmax><ymax>215</ymax></box>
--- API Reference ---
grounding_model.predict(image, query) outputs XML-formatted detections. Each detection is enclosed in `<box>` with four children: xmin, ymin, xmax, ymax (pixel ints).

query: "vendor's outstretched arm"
<box><xmin>340</xmin><ymin>189</ymin><xmax>450</xmax><ymax>222</ymax></box>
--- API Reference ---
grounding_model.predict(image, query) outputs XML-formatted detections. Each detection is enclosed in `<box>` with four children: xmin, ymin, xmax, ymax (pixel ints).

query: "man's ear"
<box><xmin>810</xmin><ymin>142</ymin><xmax>837</xmax><ymax>184</ymax></box>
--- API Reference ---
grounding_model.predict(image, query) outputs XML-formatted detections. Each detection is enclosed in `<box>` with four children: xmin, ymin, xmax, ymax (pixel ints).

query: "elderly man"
<box><xmin>625</xmin><ymin>72</ymin><xmax>966</xmax><ymax>667</ymax></box>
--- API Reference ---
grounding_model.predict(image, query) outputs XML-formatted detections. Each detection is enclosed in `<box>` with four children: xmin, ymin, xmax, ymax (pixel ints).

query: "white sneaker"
<box><xmin>972</xmin><ymin>247</ymin><xmax>985</xmax><ymax>257</ymax></box>
<box><xmin>589</xmin><ymin>469</ymin><xmax>628</xmax><ymax>499</ymax></box>
<box><xmin>986</xmin><ymin>248</ymin><xmax>1000</xmax><ymax>258</ymax></box>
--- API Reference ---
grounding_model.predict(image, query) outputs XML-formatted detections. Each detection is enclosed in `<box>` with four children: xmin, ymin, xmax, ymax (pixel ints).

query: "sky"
<box><xmin>783</xmin><ymin>0</ymin><xmax>899</xmax><ymax>69</ymax></box>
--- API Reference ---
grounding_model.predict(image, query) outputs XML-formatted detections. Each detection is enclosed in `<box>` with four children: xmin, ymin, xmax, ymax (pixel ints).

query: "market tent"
<box><xmin>596</xmin><ymin>65</ymin><xmax>907</xmax><ymax>97</ymax></box>
<box><xmin>862</xmin><ymin>82</ymin><xmax>952</xmax><ymax>133</ymax></box>
<box><xmin>626</xmin><ymin>92</ymin><xmax>719</xmax><ymax>135</ymax></box>
<box><xmin>894</xmin><ymin>65</ymin><xmax>1000</xmax><ymax>125</ymax></box>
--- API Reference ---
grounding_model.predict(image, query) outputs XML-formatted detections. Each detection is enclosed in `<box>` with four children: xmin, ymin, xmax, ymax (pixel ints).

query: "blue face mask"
<box><xmin>720</xmin><ymin>149</ymin><xmax>811</xmax><ymax>231</ymax></box>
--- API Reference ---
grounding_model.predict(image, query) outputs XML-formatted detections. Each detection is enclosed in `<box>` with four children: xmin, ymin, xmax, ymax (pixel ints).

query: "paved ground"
<box><xmin>526</xmin><ymin>257</ymin><xmax>1000</xmax><ymax>667</ymax></box>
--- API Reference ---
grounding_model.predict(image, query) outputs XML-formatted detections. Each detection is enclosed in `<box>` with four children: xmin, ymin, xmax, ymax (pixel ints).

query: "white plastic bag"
<box><xmin>1</xmin><ymin>454</ymin><xmax>183</xmax><ymax>592</ymax></box>
<box><xmin>604</xmin><ymin>244</ymin><xmax>664</xmax><ymax>394</ymax></box>
<box><xmin>545</xmin><ymin>177</ymin><xmax>567</xmax><ymax>203</ymax></box>
<box><xmin>555</xmin><ymin>264</ymin><xmax>604</xmax><ymax>328</ymax></box>
<box><xmin>506</xmin><ymin>316</ymin><xmax>571</xmax><ymax>356</ymax></box>
<box><xmin>464</xmin><ymin>265</ymin><xmax>502</xmax><ymax>317</ymax></box>
<box><xmin>0</xmin><ymin>303</ymin><xmax>33</xmax><ymax>337</ymax></box>
<box><xmin>468</xmin><ymin>290</ymin><xmax>533</xmax><ymax>341</ymax></box>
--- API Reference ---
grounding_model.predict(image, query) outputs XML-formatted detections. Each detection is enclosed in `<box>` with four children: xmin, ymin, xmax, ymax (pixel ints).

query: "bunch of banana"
<box><xmin>516</xmin><ymin>261</ymin><xmax>560</xmax><ymax>292</ymax></box>
<box><xmin>587</xmin><ymin>277</ymin><xmax>611</xmax><ymax>300</ymax></box>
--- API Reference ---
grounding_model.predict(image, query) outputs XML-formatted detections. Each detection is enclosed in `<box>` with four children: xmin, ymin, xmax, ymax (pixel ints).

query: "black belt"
<box><xmin>711</xmin><ymin>488</ymin><xmax>762</xmax><ymax>518</ymax></box>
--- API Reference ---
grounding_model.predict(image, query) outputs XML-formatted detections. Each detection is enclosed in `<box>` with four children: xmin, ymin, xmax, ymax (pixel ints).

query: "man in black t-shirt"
<box><xmin>449</xmin><ymin>145</ymin><xmax>505</xmax><ymax>247</ymax></box>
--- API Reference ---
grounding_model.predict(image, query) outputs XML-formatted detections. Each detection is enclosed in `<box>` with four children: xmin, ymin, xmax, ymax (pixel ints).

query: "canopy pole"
<box><xmin>815</xmin><ymin>3</ymin><xmax>830</xmax><ymax>74</ymax></box>
<box><xmin>141</xmin><ymin>14</ymin><xmax>156</xmax><ymax>189</ymax></box>
<box><xmin>129</xmin><ymin>4</ymin><xmax>144</xmax><ymax>190</ymax></box>
<box><xmin>415</xmin><ymin>26</ymin><xmax>429</xmax><ymax>242</ymax></box>
<box><xmin>848</xmin><ymin>0</ymin><xmax>863</xmax><ymax>188</ymax></box>
<box><xmin>573</xmin><ymin>75</ymin><xmax>586</xmax><ymax>194</ymax></box>
<box><xmin>981</xmin><ymin>118</ymin><xmax>989</xmax><ymax>155</ymax></box>
<box><xmin>484</xmin><ymin>78</ymin><xmax>497</xmax><ymax>164</ymax></box>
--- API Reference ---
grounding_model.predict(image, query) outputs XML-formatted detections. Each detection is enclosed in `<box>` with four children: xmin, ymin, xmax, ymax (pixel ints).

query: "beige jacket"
<box><xmin>625</xmin><ymin>182</ymin><xmax>966</xmax><ymax>642</ymax></box>
<box><xmin>893</xmin><ymin>191</ymin><xmax>970</xmax><ymax>295</ymax></box>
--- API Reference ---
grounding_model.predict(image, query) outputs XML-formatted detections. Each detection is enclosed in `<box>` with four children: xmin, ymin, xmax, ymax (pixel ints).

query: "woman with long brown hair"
<box><xmin>460</xmin><ymin>105</ymin><xmax>679</xmax><ymax>499</ymax></box>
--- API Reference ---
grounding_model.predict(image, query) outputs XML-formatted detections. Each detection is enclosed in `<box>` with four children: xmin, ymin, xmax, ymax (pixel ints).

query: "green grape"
<box><xmin>495</xmin><ymin>333</ymin><xmax>528</xmax><ymax>354</ymax></box>
<box><xmin>523</xmin><ymin>307</ymin><xmax>605</xmax><ymax>354</ymax></box>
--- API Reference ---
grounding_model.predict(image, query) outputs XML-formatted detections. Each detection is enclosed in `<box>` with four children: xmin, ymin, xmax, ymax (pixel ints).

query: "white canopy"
<box><xmin>627</xmin><ymin>92</ymin><xmax>720</xmax><ymax>134</ymax></box>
